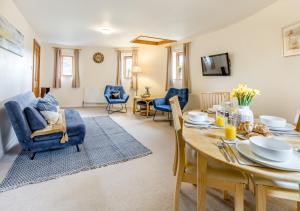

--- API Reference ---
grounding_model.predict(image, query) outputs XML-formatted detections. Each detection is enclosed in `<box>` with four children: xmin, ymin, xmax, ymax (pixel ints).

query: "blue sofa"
<box><xmin>104</xmin><ymin>85</ymin><xmax>129</xmax><ymax>114</ymax></box>
<box><xmin>153</xmin><ymin>88</ymin><xmax>189</xmax><ymax>124</ymax></box>
<box><xmin>4</xmin><ymin>92</ymin><xmax>86</xmax><ymax>159</ymax></box>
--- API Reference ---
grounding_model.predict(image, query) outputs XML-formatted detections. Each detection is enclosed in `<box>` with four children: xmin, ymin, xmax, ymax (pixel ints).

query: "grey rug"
<box><xmin>0</xmin><ymin>116</ymin><xmax>152</xmax><ymax>192</ymax></box>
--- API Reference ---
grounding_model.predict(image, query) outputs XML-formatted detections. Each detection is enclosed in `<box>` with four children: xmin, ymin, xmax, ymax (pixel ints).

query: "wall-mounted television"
<box><xmin>201</xmin><ymin>53</ymin><xmax>231</xmax><ymax>76</ymax></box>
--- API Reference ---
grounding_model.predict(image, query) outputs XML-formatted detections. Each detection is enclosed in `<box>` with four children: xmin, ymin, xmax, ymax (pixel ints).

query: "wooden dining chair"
<box><xmin>169</xmin><ymin>96</ymin><xmax>248</xmax><ymax>211</ymax></box>
<box><xmin>251</xmin><ymin>108</ymin><xmax>300</xmax><ymax>211</ymax></box>
<box><xmin>199</xmin><ymin>92</ymin><xmax>230</xmax><ymax>111</ymax></box>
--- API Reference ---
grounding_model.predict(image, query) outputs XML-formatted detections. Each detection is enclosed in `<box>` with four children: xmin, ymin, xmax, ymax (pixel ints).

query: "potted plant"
<box><xmin>231</xmin><ymin>84</ymin><xmax>260</xmax><ymax>123</ymax></box>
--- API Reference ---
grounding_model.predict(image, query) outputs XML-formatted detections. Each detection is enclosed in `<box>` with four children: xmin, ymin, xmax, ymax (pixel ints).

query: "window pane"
<box><xmin>62</xmin><ymin>57</ymin><xmax>73</xmax><ymax>76</ymax></box>
<box><xmin>124</xmin><ymin>56</ymin><xmax>133</xmax><ymax>78</ymax></box>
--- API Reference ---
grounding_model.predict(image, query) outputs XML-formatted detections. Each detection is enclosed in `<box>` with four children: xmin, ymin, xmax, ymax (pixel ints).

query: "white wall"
<box><xmin>41</xmin><ymin>45</ymin><xmax>167</xmax><ymax>107</ymax></box>
<box><xmin>41</xmin><ymin>44</ymin><xmax>117</xmax><ymax>107</ymax></box>
<box><xmin>0</xmin><ymin>0</ymin><xmax>39</xmax><ymax>156</ymax></box>
<box><xmin>189</xmin><ymin>0</ymin><xmax>300</xmax><ymax>122</ymax></box>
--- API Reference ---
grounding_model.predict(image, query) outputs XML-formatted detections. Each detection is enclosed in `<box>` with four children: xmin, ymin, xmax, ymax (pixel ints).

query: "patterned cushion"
<box><xmin>24</xmin><ymin>107</ymin><xmax>48</xmax><ymax>131</ymax></box>
<box><xmin>36</xmin><ymin>98</ymin><xmax>59</xmax><ymax>125</ymax></box>
<box><xmin>44</xmin><ymin>93</ymin><xmax>59</xmax><ymax>106</ymax></box>
<box><xmin>111</xmin><ymin>91</ymin><xmax>120</xmax><ymax>99</ymax></box>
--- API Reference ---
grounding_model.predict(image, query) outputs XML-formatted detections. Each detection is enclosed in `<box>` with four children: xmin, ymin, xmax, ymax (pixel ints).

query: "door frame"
<box><xmin>32</xmin><ymin>39</ymin><xmax>41</xmax><ymax>97</ymax></box>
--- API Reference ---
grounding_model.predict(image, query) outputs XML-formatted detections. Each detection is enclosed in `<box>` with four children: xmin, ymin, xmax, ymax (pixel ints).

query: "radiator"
<box><xmin>83</xmin><ymin>87</ymin><xmax>106</xmax><ymax>106</ymax></box>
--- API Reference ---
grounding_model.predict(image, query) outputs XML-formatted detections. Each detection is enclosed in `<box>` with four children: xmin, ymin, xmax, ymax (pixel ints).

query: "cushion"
<box><xmin>44</xmin><ymin>93</ymin><xmax>59</xmax><ymax>106</ymax></box>
<box><xmin>24</xmin><ymin>107</ymin><xmax>48</xmax><ymax>131</ymax></box>
<box><xmin>36</xmin><ymin>98</ymin><xmax>59</xmax><ymax>125</ymax></box>
<box><xmin>111</xmin><ymin>91</ymin><xmax>120</xmax><ymax>99</ymax></box>
<box><xmin>155</xmin><ymin>104</ymin><xmax>171</xmax><ymax>112</ymax></box>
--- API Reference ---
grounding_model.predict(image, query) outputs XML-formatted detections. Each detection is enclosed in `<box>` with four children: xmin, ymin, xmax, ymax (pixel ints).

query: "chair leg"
<box><xmin>297</xmin><ymin>201</ymin><xmax>300</xmax><ymax>211</ymax></box>
<box><xmin>30</xmin><ymin>152</ymin><xmax>36</xmax><ymax>160</ymax></box>
<box><xmin>174</xmin><ymin>158</ymin><xmax>185</xmax><ymax>211</ymax></box>
<box><xmin>153</xmin><ymin>110</ymin><xmax>157</xmax><ymax>121</ymax></box>
<box><xmin>125</xmin><ymin>104</ymin><xmax>127</xmax><ymax>113</ymax></box>
<box><xmin>255</xmin><ymin>185</ymin><xmax>266</xmax><ymax>211</ymax></box>
<box><xmin>223</xmin><ymin>191</ymin><xmax>230</xmax><ymax>200</ymax></box>
<box><xmin>173</xmin><ymin>142</ymin><xmax>178</xmax><ymax>176</ymax></box>
<box><xmin>234</xmin><ymin>184</ymin><xmax>244</xmax><ymax>211</ymax></box>
<box><xmin>76</xmin><ymin>144</ymin><xmax>80</xmax><ymax>152</ymax></box>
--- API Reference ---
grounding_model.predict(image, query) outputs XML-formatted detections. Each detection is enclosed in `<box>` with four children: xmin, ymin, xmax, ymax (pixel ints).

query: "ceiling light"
<box><xmin>96</xmin><ymin>27</ymin><xmax>114</xmax><ymax>35</ymax></box>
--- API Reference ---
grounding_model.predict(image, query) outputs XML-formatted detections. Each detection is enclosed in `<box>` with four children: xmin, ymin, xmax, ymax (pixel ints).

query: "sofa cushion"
<box><xmin>155</xmin><ymin>105</ymin><xmax>171</xmax><ymax>112</ymax></box>
<box><xmin>44</xmin><ymin>92</ymin><xmax>59</xmax><ymax>106</ymax></box>
<box><xmin>36</xmin><ymin>98</ymin><xmax>59</xmax><ymax>124</ymax></box>
<box><xmin>33</xmin><ymin>109</ymin><xmax>86</xmax><ymax>142</ymax></box>
<box><xmin>24</xmin><ymin>107</ymin><xmax>48</xmax><ymax>131</ymax></box>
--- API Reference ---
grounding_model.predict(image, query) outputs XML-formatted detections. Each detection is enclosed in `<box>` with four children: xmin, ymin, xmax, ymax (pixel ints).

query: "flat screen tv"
<box><xmin>201</xmin><ymin>53</ymin><xmax>231</xmax><ymax>76</ymax></box>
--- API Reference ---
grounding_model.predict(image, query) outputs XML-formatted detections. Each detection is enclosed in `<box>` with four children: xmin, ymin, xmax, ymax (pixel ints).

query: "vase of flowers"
<box><xmin>231</xmin><ymin>84</ymin><xmax>260</xmax><ymax>124</ymax></box>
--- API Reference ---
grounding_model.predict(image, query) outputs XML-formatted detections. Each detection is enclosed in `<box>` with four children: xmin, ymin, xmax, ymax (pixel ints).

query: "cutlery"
<box><xmin>220</xmin><ymin>137</ymin><xmax>236</xmax><ymax>163</ymax></box>
<box><xmin>216</xmin><ymin>142</ymin><xmax>231</xmax><ymax>162</ymax></box>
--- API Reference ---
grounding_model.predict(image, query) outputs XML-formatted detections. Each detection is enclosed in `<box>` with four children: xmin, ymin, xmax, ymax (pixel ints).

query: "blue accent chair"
<box><xmin>153</xmin><ymin>88</ymin><xmax>189</xmax><ymax>124</ymax></box>
<box><xmin>104</xmin><ymin>85</ymin><xmax>129</xmax><ymax>114</ymax></box>
<box><xmin>4</xmin><ymin>92</ymin><xmax>86</xmax><ymax>160</ymax></box>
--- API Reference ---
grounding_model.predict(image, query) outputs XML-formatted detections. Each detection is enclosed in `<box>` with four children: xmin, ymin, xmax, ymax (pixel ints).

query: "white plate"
<box><xmin>269</xmin><ymin>123</ymin><xmax>296</xmax><ymax>132</ymax></box>
<box><xmin>236</xmin><ymin>141</ymin><xmax>300</xmax><ymax>172</ymax></box>
<box><xmin>260</xmin><ymin>115</ymin><xmax>287</xmax><ymax>128</ymax></box>
<box><xmin>185</xmin><ymin>117</ymin><xmax>215</xmax><ymax>125</ymax></box>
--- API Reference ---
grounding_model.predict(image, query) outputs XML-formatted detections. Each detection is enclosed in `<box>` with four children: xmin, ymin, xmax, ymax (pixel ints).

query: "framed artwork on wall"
<box><xmin>0</xmin><ymin>15</ymin><xmax>24</xmax><ymax>57</ymax></box>
<box><xmin>283</xmin><ymin>21</ymin><xmax>300</xmax><ymax>57</ymax></box>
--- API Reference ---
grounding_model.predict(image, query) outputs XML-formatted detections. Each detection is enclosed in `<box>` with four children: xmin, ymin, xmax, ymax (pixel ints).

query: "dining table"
<box><xmin>182</xmin><ymin>111</ymin><xmax>300</xmax><ymax>211</ymax></box>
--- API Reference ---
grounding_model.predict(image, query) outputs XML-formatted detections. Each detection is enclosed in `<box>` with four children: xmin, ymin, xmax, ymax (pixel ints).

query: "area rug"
<box><xmin>0</xmin><ymin>116</ymin><xmax>152</xmax><ymax>192</ymax></box>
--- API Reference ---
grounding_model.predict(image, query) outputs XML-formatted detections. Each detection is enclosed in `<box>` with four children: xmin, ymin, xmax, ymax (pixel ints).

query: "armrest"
<box><xmin>123</xmin><ymin>94</ymin><xmax>129</xmax><ymax>103</ymax></box>
<box><xmin>104</xmin><ymin>94</ymin><xmax>111</xmax><ymax>102</ymax></box>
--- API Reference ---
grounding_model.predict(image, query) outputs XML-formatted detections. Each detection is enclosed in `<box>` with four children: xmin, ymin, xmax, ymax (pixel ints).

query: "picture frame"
<box><xmin>282</xmin><ymin>21</ymin><xmax>300</xmax><ymax>57</ymax></box>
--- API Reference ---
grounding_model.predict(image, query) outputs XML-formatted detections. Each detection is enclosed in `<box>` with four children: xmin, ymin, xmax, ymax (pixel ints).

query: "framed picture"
<box><xmin>283</xmin><ymin>21</ymin><xmax>300</xmax><ymax>57</ymax></box>
<box><xmin>0</xmin><ymin>15</ymin><xmax>24</xmax><ymax>57</ymax></box>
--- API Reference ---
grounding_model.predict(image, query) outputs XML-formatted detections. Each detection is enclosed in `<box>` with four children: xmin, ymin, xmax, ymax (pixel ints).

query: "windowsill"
<box><xmin>62</xmin><ymin>75</ymin><xmax>73</xmax><ymax>77</ymax></box>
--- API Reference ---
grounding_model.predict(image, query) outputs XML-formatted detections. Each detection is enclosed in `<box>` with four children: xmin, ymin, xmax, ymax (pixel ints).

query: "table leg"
<box><xmin>133</xmin><ymin>99</ymin><xmax>136</xmax><ymax>114</ymax></box>
<box><xmin>146</xmin><ymin>102</ymin><xmax>149</xmax><ymax>117</ymax></box>
<box><xmin>197</xmin><ymin>152</ymin><xmax>207</xmax><ymax>211</ymax></box>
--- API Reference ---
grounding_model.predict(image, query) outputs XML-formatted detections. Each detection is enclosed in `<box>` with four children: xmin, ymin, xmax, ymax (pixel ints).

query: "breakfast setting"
<box><xmin>184</xmin><ymin>84</ymin><xmax>300</xmax><ymax>172</ymax></box>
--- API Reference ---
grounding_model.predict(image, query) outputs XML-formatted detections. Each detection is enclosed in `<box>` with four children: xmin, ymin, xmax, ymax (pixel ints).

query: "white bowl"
<box><xmin>188</xmin><ymin>111</ymin><xmax>208</xmax><ymax>122</ymax></box>
<box><xmin>260</xmin><ymin>115</ymin><xmax>287</xmax><ymax>128</ymax></box>
<box><xmin>249</xmin><ymin>136</ymin><xmax>292</xmax><ymax>162</ymax></box>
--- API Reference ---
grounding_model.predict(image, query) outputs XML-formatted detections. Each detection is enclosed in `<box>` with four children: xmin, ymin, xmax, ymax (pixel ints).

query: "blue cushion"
<box><xmin>36</xmin><ymin>98</ymin><xmax>58</xmax><ymax>112</ymax></box>
<box><xmin>155</xmin><ymin>105</ymin><xmax>171</xmax><ymax>112</ymax></box>
<box><xmin>44</xmin><ymin>93</ymin><xmax>59</xmax><ymax>106</ymax></box>
<box><xmin>24</xmin><ymin>106</ymin><xmax>48</xmax><ymax>131</ymax></box>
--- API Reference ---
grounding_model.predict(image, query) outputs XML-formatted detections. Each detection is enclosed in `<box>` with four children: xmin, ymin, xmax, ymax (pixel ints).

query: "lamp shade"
<box><xmin>132</xmin><ymin>66</ymin><xmax>142</xmax><ymax>73</ymax></box>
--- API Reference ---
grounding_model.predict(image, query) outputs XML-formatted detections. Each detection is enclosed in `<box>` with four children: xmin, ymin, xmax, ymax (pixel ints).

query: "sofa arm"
<box><xmin>104</xmin><ymin>94</ymin><xmax>111</xmax><ymax>102</ymax></box>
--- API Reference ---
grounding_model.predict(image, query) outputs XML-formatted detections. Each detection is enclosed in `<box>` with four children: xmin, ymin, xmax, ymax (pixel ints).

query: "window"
<box><xmin>172</xmin><ymin>52</ymin><xmax>184</xmax><ymax>80</ymax></box>
<box><xmin>123</xmin><ymin>56</ymin><xmax>133</xmax><ymax>79</ymax></box>
<box><xmin>62</xmin><ymin>56</ymin><xmax>73</xmax><ymax>76</ymax></box>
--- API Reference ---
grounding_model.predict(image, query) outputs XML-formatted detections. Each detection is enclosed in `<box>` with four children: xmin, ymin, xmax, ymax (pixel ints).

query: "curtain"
<box><xmin>182</xmin><ymin>43</ymin><xmax>191</xmax><ymax>92</ymax></box>
<box><xmin>53</xmin><ymin>48</ymin><xmax>62</xmax><ymax>88</ymax></box>
<box><xmin>165</xmin><ymin>46</ymin><xmax>173</xmax><ymax>91</ymax></box>
<box><xmin>131</xmin><ymin>49</ymin><xmax>138</xmax><ymax>89</ymax></box>
<box><xmin>72</xmin><ymin>49</ymin><xmax>80</xmax><ymax>88</ymax></box>
<box><xmin>115</xmin><ymin>50</ymin><xmax>122</xmax><ymax>85</ymax></box>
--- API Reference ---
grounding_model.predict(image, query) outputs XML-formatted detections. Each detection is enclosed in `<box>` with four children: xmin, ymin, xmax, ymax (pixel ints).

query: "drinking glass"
<box><xmin>215</xmin><ymin>109</ymin><xmax>225</xmax><ymax>127</ymax></box>
<box><xmin>224</xmin><ymin>114</ymin><xmax>238</xmax><ymax>141</ymax></box>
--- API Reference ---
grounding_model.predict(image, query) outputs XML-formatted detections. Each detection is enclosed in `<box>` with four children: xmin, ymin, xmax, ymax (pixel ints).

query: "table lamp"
<box><xmin>132</xmin><ymin>66</ymin><xmax>142</xmax><ymax>96</ymax></box>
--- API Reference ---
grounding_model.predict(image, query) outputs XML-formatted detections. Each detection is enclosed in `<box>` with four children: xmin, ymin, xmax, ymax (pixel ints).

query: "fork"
<box><xmin>216</xmin><ymin>142</ymin><xmax>231</xmax><ymax>162</ymax></box>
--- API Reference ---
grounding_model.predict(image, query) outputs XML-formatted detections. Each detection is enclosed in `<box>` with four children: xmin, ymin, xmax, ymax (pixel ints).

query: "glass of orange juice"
<box><xmin>215</xmin><ymin>109</ymin><xmax>225</xmax><ymax>127</ymax></box>
<box><xmin>224</xmin><ymin>113</ymin><xmax>238</xmax><ymax>141</ymax></box>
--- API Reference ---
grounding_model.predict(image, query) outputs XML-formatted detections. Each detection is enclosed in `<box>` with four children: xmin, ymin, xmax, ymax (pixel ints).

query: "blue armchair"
<box><xmin>4</xmin><ymin>92</ymin><xmax>86</xmax><ymax>160</ymax></box>
<box><xmin>104</xmin><ymin>85</ymin><xmax>129</xmax><ymax>114</ymax></box>
<box><xmin>153</xmin><ymin>88</ymin><xmax>189</xmax><ymax>124</ymax></box>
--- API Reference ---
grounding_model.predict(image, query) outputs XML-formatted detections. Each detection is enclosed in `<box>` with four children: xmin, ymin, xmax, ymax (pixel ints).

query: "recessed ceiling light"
<box><xmin>96</xmin><ymin>27</ymin><xmax>114</xmax><ymax>35</ymax></box>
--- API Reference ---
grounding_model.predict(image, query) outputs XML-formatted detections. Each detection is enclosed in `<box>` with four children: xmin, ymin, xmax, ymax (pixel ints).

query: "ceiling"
<box><xmin>13</xmin><ymin>0</ymin><xmax>277</xmax><ymax>47</ymax></box>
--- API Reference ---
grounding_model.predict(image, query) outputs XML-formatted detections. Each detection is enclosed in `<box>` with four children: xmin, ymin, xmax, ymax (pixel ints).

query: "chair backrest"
<box><xmin>104</xmin><ymin>85</ymin><xmax>126</xmax><ymax>98</ymax></box>
<box><xmin>165</xmin><ymin>88</ymin><xmax>189</xmax><ymax>109</ymax></box>
<box><xmin>199</xmin><ymin>92</ymin><xmax>230</xmax><ymax>111</ymax></box>
<box><xmin>4</xmin><ymin>92</ymin><xmax>37</xmax><ymax>146</ymax></box>
<box><xmin>169</xmin><ymin>96</ymin><xmax>186</xmax><ymax>164</ymax></box>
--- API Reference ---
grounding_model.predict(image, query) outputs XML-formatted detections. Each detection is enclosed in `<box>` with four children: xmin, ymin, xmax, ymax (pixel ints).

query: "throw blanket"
<box><xmin>31</xmin><ymin>109</ymin><xmax>69</xmax><ymax>144</ymax></box>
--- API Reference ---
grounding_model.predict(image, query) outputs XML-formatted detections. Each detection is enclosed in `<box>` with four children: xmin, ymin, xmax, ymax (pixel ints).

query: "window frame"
<box><xmin>175</xmin><ymin>52</ymin><xmax>183</xmax><ymax>80</ymax></box>
<box><xmin>62</xmin><ymin>56</ymin><xmax>73</xmax><ymax>76</ymax></box>
<box><xmin>123</xmin><ymin>56</ymin><xmax>133</xmax><ymax>79</ymax></box>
